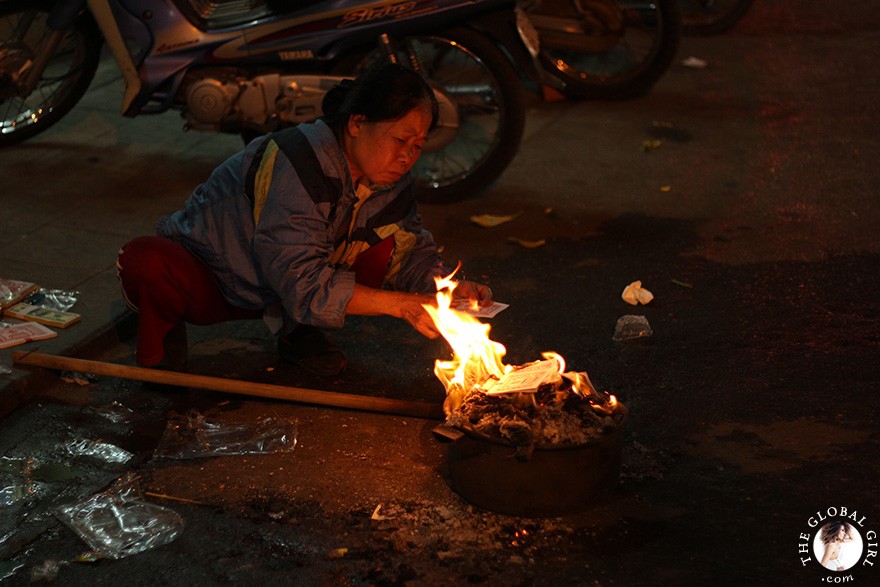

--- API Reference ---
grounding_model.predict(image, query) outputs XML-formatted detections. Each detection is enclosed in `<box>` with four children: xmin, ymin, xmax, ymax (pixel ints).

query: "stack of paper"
<box><xmin>0</xmin><ymin>322</ymin><xmax>57</xmax><ymax>349</ymax></box>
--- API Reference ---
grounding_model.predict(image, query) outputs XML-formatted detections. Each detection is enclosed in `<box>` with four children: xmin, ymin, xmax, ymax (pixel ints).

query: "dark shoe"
<box><xmin>160</xmin><ymin>323</ymin><xmax>189</xmax><ymax>372</ymax></box>
<box><xmin>278</xmin><ymin>324</ymin><xmax>346</xmax><ymax>376</ymax></box>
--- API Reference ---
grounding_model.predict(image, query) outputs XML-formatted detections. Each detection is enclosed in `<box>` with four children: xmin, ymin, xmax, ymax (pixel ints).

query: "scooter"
<box><xmin>519</xmin><ymin>0</ymin><xmax>682</xmax><ymax>100</ymax></box>
<box><xmin>0</xmin><ymin>0</ymin><xmax>560</xmax><ymax>203</ymax></box>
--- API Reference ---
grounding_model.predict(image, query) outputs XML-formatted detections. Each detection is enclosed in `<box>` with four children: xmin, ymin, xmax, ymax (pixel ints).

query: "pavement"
<box><xmin>2</xmin><ymin>1</ymin><xmax>880</xmax><ymax>584</ymax></box>
<box><xmin>0</xmin><ymin>54</ymin><xmax>246</xmax><ymax>417</ymax></box>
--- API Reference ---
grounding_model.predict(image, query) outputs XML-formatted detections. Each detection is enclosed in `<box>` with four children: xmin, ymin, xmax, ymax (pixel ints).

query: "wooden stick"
<box><xmin>12</xmin><ymin>351</ymin><xmax>443</xmax><ymax>420</ymax></box>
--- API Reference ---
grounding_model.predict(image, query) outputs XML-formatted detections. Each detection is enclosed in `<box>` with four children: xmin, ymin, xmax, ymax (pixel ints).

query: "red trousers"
<box><xmin>117</xmin><ymin>235</ymin><xmax>393</xmax><ymax>366</ymax></box>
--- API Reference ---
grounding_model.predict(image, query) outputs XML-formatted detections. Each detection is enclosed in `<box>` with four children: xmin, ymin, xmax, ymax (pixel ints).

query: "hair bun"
<box><xmin>322</xmin><ymin>78</ymin><xmax>355</xmax><ymax>118</ymax></box>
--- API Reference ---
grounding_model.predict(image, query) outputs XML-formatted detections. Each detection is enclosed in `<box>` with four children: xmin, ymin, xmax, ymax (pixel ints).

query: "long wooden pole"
<box><xmin>12</xmin><ymin>351</ymin><xmax>443</xmax><ymax>420</ymax></box>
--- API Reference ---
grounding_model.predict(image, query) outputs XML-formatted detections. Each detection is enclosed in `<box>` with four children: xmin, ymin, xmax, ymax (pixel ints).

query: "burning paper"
<box><xmin>423</xmin><ymin>270</ymin><xmax>623</xmax><ymax>440</ymax></box>
<box><xmin>485</xmin><ymin>358</ymin><xmax>560</xmax><ymax>395</ymax></box>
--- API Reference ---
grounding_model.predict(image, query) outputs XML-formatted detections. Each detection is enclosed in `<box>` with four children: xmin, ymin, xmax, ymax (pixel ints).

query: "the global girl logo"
<box><xmin>798</xmin><ymin>506</ymin><xmax>876</xmax><ymax>582</ymax></box>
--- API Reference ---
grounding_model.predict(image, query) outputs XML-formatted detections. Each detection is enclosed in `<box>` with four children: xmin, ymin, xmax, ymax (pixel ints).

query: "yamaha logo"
<box><xmin>798</xmin><ymin>506</ymin><xmax>876</xmax><ymax>582</ymax></box>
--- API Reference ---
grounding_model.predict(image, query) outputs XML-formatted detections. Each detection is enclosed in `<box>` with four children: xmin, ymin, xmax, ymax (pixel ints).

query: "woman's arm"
<box><xmin>346</xmin><ymin>284</ymin><xmax>440</xmax><ymax>338</ymax></box>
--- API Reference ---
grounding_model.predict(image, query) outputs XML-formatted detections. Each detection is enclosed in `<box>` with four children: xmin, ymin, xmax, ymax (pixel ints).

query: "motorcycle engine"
<box><xmin>182</xmin><ymin>70</ymin><xmax>337</xmax><ymax>133</ymax></box>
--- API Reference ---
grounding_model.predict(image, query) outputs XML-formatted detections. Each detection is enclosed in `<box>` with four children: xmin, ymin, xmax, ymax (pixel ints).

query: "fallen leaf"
<box><xmin>507</xmin><ymin>236</ymin><xmax>546</xmax><ymax>248</ymax></box>
<box><xmin>641</xmin><ymin>139</ymin><xmax>663</xmax><ymax>152</ymax></box>
<box><xmin>660</xmin><ymin>185</ymin><xmax>672</xmax><ymax>192</ymax></box>
<box><xmin>469</xmin><ymin>212</ymin><xmax>522</xmax><ymax>228</ymax></box>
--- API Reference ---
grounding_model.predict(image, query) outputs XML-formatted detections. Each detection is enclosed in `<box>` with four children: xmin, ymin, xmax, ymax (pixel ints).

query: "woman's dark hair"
<box><xmin>821</xmin><ymin>521</ymin><xmax>851</xmax><ymax>544</ymax></box>
<box><xmin>322</xmin><ymin>63</ymin><xmax>439</xmax><ymax>135</ymax></box>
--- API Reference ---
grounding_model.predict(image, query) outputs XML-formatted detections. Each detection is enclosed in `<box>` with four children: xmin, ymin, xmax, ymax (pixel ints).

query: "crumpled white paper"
<box><xmin>621</xmin><ymin>281</ymin><xmax>654</xmax><ymax>306</ymax></box>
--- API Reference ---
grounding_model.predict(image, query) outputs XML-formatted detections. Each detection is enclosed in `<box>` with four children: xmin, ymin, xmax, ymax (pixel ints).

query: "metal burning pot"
<box><xmin>433</xmin><ymin>404</ymin><xmax>627</xmax><ymax>517</ymax></box>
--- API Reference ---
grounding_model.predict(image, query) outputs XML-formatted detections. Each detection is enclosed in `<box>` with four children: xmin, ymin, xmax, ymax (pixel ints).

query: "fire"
<box><xmin>423</xmin><ymin>269</ymin><xmax>618</xmax><ymax>417</ymax></box>
<box><xmin>421</xmin><ymin>270</ymin><xmax>510</xmax><ymax>411</ymax></box>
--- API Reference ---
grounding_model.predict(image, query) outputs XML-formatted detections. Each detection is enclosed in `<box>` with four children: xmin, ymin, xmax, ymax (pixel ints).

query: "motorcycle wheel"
<box><xmin>338</xmin><ymin>28</ymin><xmax>525</xmax><ymax>204</ymax></box>
<box><xmin>530</xmin><ymin>0</ymin><xmax>682</xmax><ymax>100</ymax></box>
<box><xmin>680</xmin><ymin>0</ymin><xmax>755</xmax><ymax>36</ymax></box>
<box><xmin>0</xmin><ymin>4</ymin><xmax>101</xmax><ymax>147</ymax></box>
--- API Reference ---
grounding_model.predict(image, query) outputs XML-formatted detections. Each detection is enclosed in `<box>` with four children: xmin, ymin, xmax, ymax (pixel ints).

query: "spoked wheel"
<box><xmin>0</xmin><ymin>3</ymin><xmax>101</xmax><ymax>146</ymax></box>
<box><xmin>680</xmin><ymin>0</ymin><xmax>755</xmax><ymax>35</ymax></box>
<box><xmin>526</xmin><ymin>0</ymin><xmax>682</xmax><ymax>100</ymax></box>
<box><xmin>340</xmin><ymin>27</ymin><xmax>526</xmax><ymax>204</ymax></box>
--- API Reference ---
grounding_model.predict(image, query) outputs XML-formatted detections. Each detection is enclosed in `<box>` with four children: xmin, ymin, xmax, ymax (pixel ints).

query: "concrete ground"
<box><xmin>2</xmin><ymin>0</ymin><xmax>880</xmax><ymax>584</ymax></box>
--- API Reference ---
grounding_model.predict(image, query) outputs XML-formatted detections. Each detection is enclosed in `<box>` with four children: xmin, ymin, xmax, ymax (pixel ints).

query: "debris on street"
<box><xmin>154</xmin><ymin>410</ymin><xmax>298</xmax><ymax>459</ymax></box>
<box><xmin>612</xmin><ymin>315</ymin><xmax>653</xmax><ymax>342</ymax></box>
<box><xmin>507</xmin><ymin>236</ymin><xmax>546</xmax><ymax>248</ymax></box>
<box><xmin>681</xmin><ymin>55</ymin><xmax>707</xmax><ymax>69</ymax></box>
<box><xmin>469</xmin><ymin>212</ymin><xmax>522</xmax><ymax>228</ymax></box>
<box><xmin>641</xmin><ymin>139</ymin><xmax>663</xmax><ymax>152</ymax></box>
<box><xmin>621</xmin><ymin>281</ymin><xmax>654</xmax><ymax>305</ymax></box>
<box><xmin>54</xmin><ymin>474</ymin><xmax>184</xmax><ymax>560</ymax></box>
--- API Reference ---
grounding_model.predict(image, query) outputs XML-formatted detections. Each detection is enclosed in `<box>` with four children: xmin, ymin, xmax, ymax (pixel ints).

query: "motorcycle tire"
<box><xmin>337</xmin><ymin>27</ymin><xmax>526</xmax><ymax>204</ymax></box>
<box><xmin>680</xmin><ymin>0</ymin><xmax>755</xmax><ymax>36</ymax></box>
<box><xmin>530</xmin><ymin>0</ymin><xmax>682</xmax><ymax>100</ymax></box>
<box><xmin>0</xmin><ymin>3</ymin><xmax>101</xmax><ymax>147</ymax></box>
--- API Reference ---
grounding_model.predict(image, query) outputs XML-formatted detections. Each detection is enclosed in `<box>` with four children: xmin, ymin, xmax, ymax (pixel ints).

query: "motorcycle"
<box><xmin>0</xmin><ymin>0</ymin><xmax>561</xmax><ymax>203</ymax></box>
<box><xmin>520</xmin><ymin>0</ymin><xmax>682</xmax><ymax>100</ymax></box>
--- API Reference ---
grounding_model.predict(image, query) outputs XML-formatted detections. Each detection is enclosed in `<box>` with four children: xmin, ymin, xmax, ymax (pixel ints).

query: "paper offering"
<box><xmin>485</xmin><ymin>359</ymin><xmax>560</xmax><ymax>395</ymax></box>
<box><xmin>453</xmin><ymin>300</ymin><xmax>509</xmax><ymax>319</ymax></box>
<box><xmin>4</xmin><ymin>303</ymin><xmax>81</xmax><ymax>328</ymax></box>
<box><xmin>0</xmin><ymin>322</ymin><xmax>57</xmax><ymax>349</ymax></box>
<box><xmin>0</xmin><ymin>279</ymin><xmax>39</xmax><ymax>310</ymax></box>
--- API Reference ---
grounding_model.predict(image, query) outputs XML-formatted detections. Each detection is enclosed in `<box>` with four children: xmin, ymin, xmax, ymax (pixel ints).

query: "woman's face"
<box><xmin>345</xmin><ymin>107</ymin><xmax>431</xmax><ymax>187</ymax></box>
<box><xmin>838</xmin><ymin>527</ymin><xmax>846</xmax><ymax>539</ymax></box>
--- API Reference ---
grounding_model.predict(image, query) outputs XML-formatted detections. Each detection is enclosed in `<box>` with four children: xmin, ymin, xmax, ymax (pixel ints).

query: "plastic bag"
<box><xmin>612</xmin><ymin>315</ymin><xmax>653</xmax><ymax>342</ymax></box>
<box><xmin>54</xmin><ymin>475</ymin><xmax>184</xmax><ymax>559</ymax></box>
<box><xmin>154</xmin><ymin>410</ymin><xmax>297</xmax><ymax>459</ymax></box>
<box><xmin>0</xmin><ymin>456</ymin><xmax>44</xmax><ymax>507</ymax></box>
<box><xmin>64</xmin><ymin>438</ymin><xmax>133</xmax><ymax>465</ymax></box>
<box><xmin>90</xmin><ymin>401</ymin><xmax>137</xmax><ymax>425</ymax></box>
<box><xmin>24</xmin><ymin>288</ymin><xmax>80</xmax><ymax>312</ymax></box>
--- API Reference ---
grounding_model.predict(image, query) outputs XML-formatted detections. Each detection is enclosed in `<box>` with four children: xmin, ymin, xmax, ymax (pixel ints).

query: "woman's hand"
<box><xmin>398</xmin><ymin>293</ymin><xmax>441</xmax><ymax>339</ymax></box>
<box><xmin>346</xmin><ymin>285</ymin><xmax>440</xmax><ymax>338</ymax></box>
<box><xmin>452</xmin><ymin>280</ymin><xmax>493</xmax><ymax>307</ymax></box>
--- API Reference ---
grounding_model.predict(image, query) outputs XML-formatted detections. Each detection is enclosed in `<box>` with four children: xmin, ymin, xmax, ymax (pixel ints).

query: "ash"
<box><xmin>445</xmin><ymin>376</ymin><xmax>625</xmax><ymax>448</ymax></box>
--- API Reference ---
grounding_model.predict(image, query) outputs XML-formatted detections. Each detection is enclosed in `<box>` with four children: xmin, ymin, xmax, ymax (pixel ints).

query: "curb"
<box><xmin>0</xmin><ymin>311</ymin><xmax>137</xmax><ymax>421</ymax></box>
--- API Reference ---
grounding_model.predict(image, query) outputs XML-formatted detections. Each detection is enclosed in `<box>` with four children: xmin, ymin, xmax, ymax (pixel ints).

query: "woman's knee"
<box><xmin>117</xmin><ymin>236</ymin><xmax>172</xmax><ymax>277</ymax></box>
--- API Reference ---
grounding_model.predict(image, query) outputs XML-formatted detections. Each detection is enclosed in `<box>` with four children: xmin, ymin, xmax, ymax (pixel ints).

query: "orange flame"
<box><xmin>422</xmin><ymin>270</ymin><xmax>510</xmax><ymax>409</ymax></box>
<box><xmin>424</xmin><ymin>269</ymin><xmax>618</xmax><ymax>417</ymax></box>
